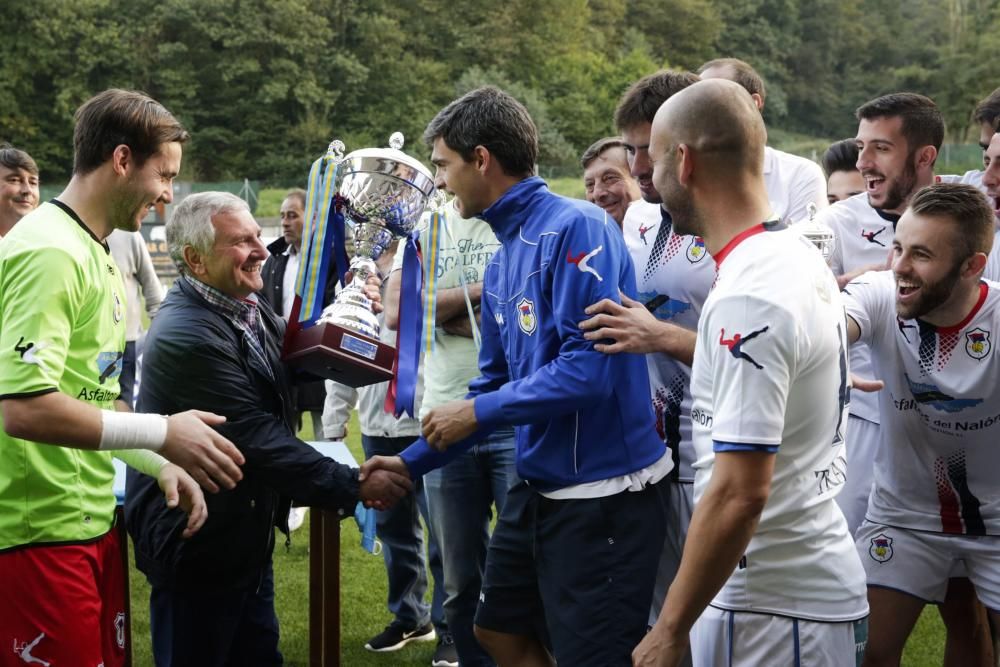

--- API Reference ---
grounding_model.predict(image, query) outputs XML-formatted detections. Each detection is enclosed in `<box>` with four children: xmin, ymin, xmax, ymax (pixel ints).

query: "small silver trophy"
<box><xmin>796</xmin><ymin>202</ymin><xmax>836</xmax><ymax>262</ymax></box>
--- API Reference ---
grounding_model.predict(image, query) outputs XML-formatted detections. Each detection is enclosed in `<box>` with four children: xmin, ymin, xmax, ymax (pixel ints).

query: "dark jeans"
<box><xmin>149</xmin><ymin>562</ymin><xmax>282</xmax><ymax>667</ymax></box>
<box><xmin>362</xmin><ymin>434</ymin><xmax>446</xmax><ymax>631</ymax></box>
<box><xmin>424</xmin><ymin>430</ymin><xmax>517</xmax><ymax>667</ymax></box>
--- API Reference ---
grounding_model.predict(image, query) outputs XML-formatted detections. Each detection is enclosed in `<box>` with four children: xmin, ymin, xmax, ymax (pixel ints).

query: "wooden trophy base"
<box><xmin>283</xmin><ymin>321</ymin><xmax>395</xmax><ymax>388</ymax></box>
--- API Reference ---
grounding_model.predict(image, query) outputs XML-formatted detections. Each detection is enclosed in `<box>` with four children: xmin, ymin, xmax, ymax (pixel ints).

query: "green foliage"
<box><xmin>1</xmin><ymin>0</ymin><xmax>998</xmax><ymax>184</ymax></box>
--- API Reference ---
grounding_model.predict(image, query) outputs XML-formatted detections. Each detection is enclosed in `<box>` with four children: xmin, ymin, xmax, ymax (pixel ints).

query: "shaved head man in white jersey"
<box><xmin>842</xmin><ymin>183</ymin><xmax>1000</xmax><ymax>666</ymax></box>
<box><xmin>632</xmin><ymin>79</ymin><xmax>868</xmax><ymax>667</ymax></box>
<box><xmin>818</xmin><ymin>93</ymin><xmax>993</xmax><ymax>665</ymax></box>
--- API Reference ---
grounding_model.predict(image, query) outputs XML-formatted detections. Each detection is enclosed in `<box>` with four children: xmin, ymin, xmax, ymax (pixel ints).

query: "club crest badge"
<box><xmin>869</xmin><ymin>534</ymin><xmax>893</xmax><ymax>563</ymax></box>
<box><xmin>966</xmin><ymin>328</ymin><xmax>991</xmax><ymax>360</ymax></box>
<box><xmin>516</xmin><ymin>297</ymin><xmax>537</xmax><ymax>335</ymax></box>
<box><xmin>686</xmin><ymin>236</ymin><xmax>707</xmax><ymax>263</ymax></box>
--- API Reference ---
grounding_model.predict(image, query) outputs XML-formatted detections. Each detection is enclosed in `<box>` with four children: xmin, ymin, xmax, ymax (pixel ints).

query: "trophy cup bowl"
<box><xmin>283</xmin><ymin>134</ymin><xmax>437</xmax><ymax>387</ymax></box>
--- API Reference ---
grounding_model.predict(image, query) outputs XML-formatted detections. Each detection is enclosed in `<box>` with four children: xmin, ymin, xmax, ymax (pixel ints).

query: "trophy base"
<box><xmin>283</xmin><ymin>321</ymin><xmax>395</xmax><ymax>388</ymax></box>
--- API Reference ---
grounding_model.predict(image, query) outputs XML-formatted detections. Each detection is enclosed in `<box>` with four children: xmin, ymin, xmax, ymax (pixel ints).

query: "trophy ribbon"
<box><xmin>385</xmin><ymin>231</ymin><xmax>423</xmax><ymax>418</ymax></box>
<box><xmin>421</xmin><ymin>209</ymin><xmax>445</xmax><ymax>355</ymax></box>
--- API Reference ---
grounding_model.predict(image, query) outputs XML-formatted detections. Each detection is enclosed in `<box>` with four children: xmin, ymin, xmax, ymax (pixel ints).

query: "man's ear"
<box><xmin>111</xmin><ymin>145</ymin><xmax>132</xmax><ymax>177</ymax></box>
<box><xmin>676</xmin><ymin>144</ymin><xmax>694</xmax><ymax>187</ymax></box>
<box><xmin>964</xmin><ymin>251</ymin><xmax>989</xmax><ymax>279</ymax></box>
<box><xmin>915</xmin><ymin>145</ymin><xmax>937</xmax><ymax>171</ymax></box>
<box><xmin>471</xmin><ymin>145</ymin><xmax>490</xmax><ymax>175</ymax></box>
<box><xmin>183</xmin><ymin>245</ymin><xmax>206</xmax><ymax>278</ymax></box>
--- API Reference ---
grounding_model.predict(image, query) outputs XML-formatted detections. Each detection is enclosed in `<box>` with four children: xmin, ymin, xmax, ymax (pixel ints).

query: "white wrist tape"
<box><xmin>115</xmin><ymin>449</ymin><xmax>169</xmax><ymax>477</ymax></box>
<box><xmin>99</xmin><ymin>410</ymin><xmax>168</xmax><ymax>451</ymax></box>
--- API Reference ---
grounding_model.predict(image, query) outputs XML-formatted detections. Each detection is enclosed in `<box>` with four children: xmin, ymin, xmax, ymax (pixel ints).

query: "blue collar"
<box><xmin>480</xmin><ymin>176</ymin><xmax>547</xmax><ymax>239</ymax></box>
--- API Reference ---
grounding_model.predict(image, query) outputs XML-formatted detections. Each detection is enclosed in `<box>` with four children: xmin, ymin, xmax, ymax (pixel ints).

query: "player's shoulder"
<box><xmin>816</xmin><ymin>192</ymin><xmax>874</xmax><ymax>226</ymax></box>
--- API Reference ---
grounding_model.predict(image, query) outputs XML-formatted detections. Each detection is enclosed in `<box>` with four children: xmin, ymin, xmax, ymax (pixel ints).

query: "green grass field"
<box><xmin>124</xmin><ymin>412</ymin><xmax>950</xmax><ymax>666</ymax></box>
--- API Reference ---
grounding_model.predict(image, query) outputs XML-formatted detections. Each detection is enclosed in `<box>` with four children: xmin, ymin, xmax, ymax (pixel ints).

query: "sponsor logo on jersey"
<box><xmin>869</xmin><ymin>534</ymin><xmax>893</xmax><ymax>562</ymax></box>
<box><xmin>903</xmin><ymin>373</ymin><xmax>983</xmax><ymax>413</ymax></box>
<box><xmin>637</xmin><ymin>223</ymin><xmax>656</xmax><ymax>245</ymax></box>
<box><xmin>113</xmin><ymin>291</ymin><xmax>123</xmax><ymax>324</ymax></box>
<box><xmin>719</xmin><ymin>326</ymin><xmax>769</xmax><ymax>370</ymax></box>
<box><xmin>516</xmin><ymin>297</ymin><xmax>537</xmax><ymax>335</ymax></box>
<box><xmin>965</xmin><ymin>328</ymin><xmax>991</xmax><ymax>360</ymax></box>
<box><xmin>566</xmin><ymin>246</ymin><xmax>604</xmax><ymax>281</ymax></box>
<box><xmin>638</xmin><ymin>291</ymin><xmax>692</xmax><ymax>321</ymax></box>
<box><xmin>685</xmin><ymin>236</ymin><xmax>707</xmax><ymax>263</ymax></box>
<box><xmin>861</xmin><ymin>227</ymin><xmax>887</xmax><ymax>246</ymax></box>
<box><xmin>14</xmin><ymin>337</ymin><xmax>49</xmax><ymax>366</ymax></box>
<box><xmin>96</xmin><ymin>351</ymin><xmax>124</xmax><ymax>385</ymax></box>
<box><xmin>13</xmin><ymin>632</ymin><xmax>50</xmax><ymax>666</ymax></box>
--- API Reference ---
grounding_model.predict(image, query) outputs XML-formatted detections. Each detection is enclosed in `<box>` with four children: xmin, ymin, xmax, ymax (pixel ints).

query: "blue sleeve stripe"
<box><xmin>713</xmin><ymin>440</ymin><xmax>779</xmax><ymax>454</ymax></box>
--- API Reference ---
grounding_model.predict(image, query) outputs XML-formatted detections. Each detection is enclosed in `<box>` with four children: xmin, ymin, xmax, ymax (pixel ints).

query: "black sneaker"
<box><xmin>364</xmin><ymin>621</ymin><xmax>436</xmax><ymax>652</ymax></box>
<box><xmin>431</xmin><ymin>632</ymin><xmax>459</xmax><ymax>667</ymax></box>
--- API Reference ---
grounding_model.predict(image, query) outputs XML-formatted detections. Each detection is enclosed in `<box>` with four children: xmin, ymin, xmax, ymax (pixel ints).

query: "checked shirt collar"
<box><xmin>182</xmin><ymin>274</ymin><xmax>273</xmax><ymax>379</ymax></box>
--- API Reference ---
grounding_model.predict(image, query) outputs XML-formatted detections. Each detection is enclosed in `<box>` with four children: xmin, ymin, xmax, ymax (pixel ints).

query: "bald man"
<box><xmin>632</xmin><ymin>79</ymin><xmax>868</xmax><ymax>667</ymax></box>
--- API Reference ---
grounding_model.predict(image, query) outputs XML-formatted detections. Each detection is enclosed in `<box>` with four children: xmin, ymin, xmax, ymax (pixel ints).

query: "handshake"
<box><xmin>358</xmin><ymin>455</ymin><xmax>412</xmax><ymax>511</ymax></box>
<box><xmin>356</xmin><ymin>397</ymin><xmax>481</xmax><ymax>511</ymax></box>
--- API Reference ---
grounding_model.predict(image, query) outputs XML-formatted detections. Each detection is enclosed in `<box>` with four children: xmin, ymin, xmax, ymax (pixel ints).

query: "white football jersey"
<box><xmin>764</xmin><ymin>146</ymin><xmax>829</xmax><ymax>225</ymax></box>
<box><xmin>844</xmin><ymin>272</ymin><xmax>1000</xmax><ymax>535</ymax></box>
<box><xmin>623</xmin><ymin>201</ymin><xmax>715</xmax><ymax>482</ymax></box>
<box><xmin>691</xmin><ymin>222</ymin><xmax>868</xmax><ymax>621</ymax></box>
<box><xmin>817</xmin><ymin>193</ymin><xmax>897</xmax><ymax>424</ymax></box>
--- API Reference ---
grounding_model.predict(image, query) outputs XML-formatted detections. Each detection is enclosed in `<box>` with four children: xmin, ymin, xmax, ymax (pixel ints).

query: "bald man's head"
<box><xmin>649</xmin><ymin>79</ymin><xmax>767</xmax><ymax>235</ymax></box>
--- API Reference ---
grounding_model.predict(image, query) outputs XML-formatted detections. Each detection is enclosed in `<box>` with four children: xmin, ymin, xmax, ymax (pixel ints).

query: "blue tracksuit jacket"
<box><xmin>401</xmin><ymin>177</ymin><xmax>668</xmax><ymax>491</ymax></box>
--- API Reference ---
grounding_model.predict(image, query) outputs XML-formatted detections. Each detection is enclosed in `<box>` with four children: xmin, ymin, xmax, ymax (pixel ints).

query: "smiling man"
<box><xmin>815</xmin><ymin>93</ymin><xmax>943</xmax><ymax>538</ymax></box>
<box><xmin>0</xmin><ymin>89</ymin><xmax>246</xmax><ymax>667</ymax></box>
<box><xmin>580</xmin><ymin>136</ymin><xmax>640</xmax><ymax>227</ymax></box>
<box><xmin>0</xmin><ymin>143</ymin><xmax>39</xmax><ymax>237</ymax></box>
<box><xmin>841</xmin><ymin>183</ymin><xmax>1000</xmax><ymax>666</ymax></box>
<box><xmin>127</xmin><ymin>191</ymin><xmax>412</xmax><ymax>666</ymax></box>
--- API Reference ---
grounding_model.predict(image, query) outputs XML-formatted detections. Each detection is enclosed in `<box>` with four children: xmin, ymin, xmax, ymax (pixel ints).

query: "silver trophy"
<box><xmin>318</xmin><ymin>132</ymin><xmax>436</xmax><ymax>339</ymax></box>
<box><xmin>796</xmin><ymin>202</ymin><xmax>836</xmax><ymax>261</ymax></box>
<box><xmin>283</xmin><ymin>133</ymin><xmax>437</xmax><ymax>387</ymax></box>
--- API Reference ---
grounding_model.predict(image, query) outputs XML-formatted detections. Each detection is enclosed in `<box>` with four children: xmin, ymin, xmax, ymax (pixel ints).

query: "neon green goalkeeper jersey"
<box><xmin>0</xmin><ymin>201</ymin><xmax>127</xmax><ymax>550</ymax></box>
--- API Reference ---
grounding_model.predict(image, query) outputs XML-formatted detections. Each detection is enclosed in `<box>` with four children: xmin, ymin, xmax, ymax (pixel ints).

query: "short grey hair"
<box><xmin>167</xmin><ymin>191</ymin><xmax>249</xmax><ymax>276</ymax></box>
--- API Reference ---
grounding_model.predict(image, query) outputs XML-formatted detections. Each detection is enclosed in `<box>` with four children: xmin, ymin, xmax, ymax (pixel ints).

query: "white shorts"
<box><xmin>648</xmin><ymin>480</ymin><xmax>694</xmax><ymax>626</ymax></box>
<box><xmin>856</xmin><ymin>521</ymin><xmax>1000</xmax><ymax>609</ymax></box>
<box><xmin>691</xmin><ymin>606</ymin><xmax>867</xmax><ymax>667</ymax></box>
<box><xmin>836</xmin><ymin>415</ymin><xmax>878</xmax><ymax>536</ymax></box>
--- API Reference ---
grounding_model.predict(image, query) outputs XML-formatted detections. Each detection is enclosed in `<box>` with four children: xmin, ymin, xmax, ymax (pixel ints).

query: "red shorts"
<box><xmin>0</xmin><ymin>524</ymin><xmax>127</xmax><ymax>667</ymax></box>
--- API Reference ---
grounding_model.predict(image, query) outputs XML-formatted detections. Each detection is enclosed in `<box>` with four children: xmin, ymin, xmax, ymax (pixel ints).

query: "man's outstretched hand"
<box><xmin>161</xmin><ymin>410</ymin><xmax>245</xmax><ymax>494</ymax></box>
<box><xmin>359</xmin><ymin>455</ymin><xmax>413</xmax><ymax>510</ymax></box>
<box><xmin>422</xmin><ymin>399</ymin><xmax>477</xmax><ymax>451</ymax></box>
